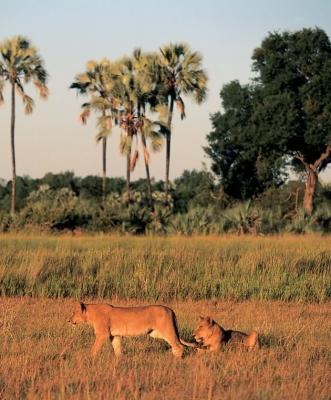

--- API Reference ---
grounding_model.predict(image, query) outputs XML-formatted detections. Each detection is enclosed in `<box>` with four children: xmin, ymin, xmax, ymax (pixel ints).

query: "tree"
<box><xmin>157</xmin><ymin>43</ymin><xmax>208</xmax><ymax>201</ymax></box>
<box><xmin>205</xmin><ymin>81</ymin><xmax>286</xmax><ymax>199</ymax></box>
<box><xmin>0</xmin><ymin>36</ymin><xmax>48</xmax><ymax>213</ymax></box>
<box><xmin>130</xmin><ymin>49</ymin><xmax>163</xmax><ymax>207</ymax></box>
<box><xmin>252</xmin><ymin>28</ymin><xmax>331</xmax><ymax>214</ymax></box>
<box><xmin>112</xmin><ymin>53</ymin><xmax>163</xmax><ymax>205</ymax></box>
<box><xmin>70</xmin><ymin>59</ymin><xmax>115</xmax><ymax>201</ymax></box>
<box><xmin>41</xmin><ymin>171</ymin><xmax>79</xmax><ymax>194</ymax></box>
<box><xmin>173</xmin><ymin>169</ymin><xmax>216</xmax><ymax>212</ymax></box>
<box><xmin>206</xmin><ymin>28</ymin><xmax>331</xmax><ymax>214</ymax></box>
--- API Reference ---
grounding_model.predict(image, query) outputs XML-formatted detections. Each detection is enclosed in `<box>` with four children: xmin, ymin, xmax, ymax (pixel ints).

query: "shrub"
<box><xmin>13</xmin><ymin>186</ymin><xmax>89</xmax><ymax>231</ymax></box>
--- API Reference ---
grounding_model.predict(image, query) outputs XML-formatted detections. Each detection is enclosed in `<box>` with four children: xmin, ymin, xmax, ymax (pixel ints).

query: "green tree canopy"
<box><xmin>205</xmin><ymin>81</ymin><xmax>286</xmax><ymax>199</ymax></box>
<box><xmin>206</xmin><ymin>28</ymin><xmax>331</xmax><ymax>213</ymax></box>
<box><xmin>252</xmin><ymin>27</ymin><xmax>331</xmax><ymax>214</ymax></box>
<box><xmin>173</xmin><ymin>169</ymin><xmax>216</xmax><ymax>212</ymax></box>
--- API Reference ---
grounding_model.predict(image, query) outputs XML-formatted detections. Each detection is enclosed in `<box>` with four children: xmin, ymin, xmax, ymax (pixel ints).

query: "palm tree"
<box><xmin>113</xmin><ymin>53</ymin><xmax>163</xmax><ymax>205</ymax></box>
<box><xmin>70</xmin><ymin>59</ymin><xmax>115</xmax><ymax>201</ymax></box>
<box><xmin>158</xmin><ymin>43</ymin><xmax>208</xmax><ymax>202</ymax></box>
<box><xmin>131</xmin><ymin>49</ymin><xmax>164</xmax><ymax>207</ymax></box>
<box><xmin>107</xmin><ymin>57</ymin><xmax>135</xmax><ymax>200</ymax></box>
<box><xmin>0</xmin><ymin>36</ymin><xmax>48</xmax><ymax>214</ymax></box>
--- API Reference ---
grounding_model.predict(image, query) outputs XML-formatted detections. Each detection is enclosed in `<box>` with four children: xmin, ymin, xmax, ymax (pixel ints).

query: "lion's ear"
<box><xmin>80</xmin><ymin>302</ymin><xmax>86</xmax><ymax>313</ymax></box>
<box><xmin>205</xmin><ymin>316</ymin><xmax>214</xmax><ymax>326</ymax></box>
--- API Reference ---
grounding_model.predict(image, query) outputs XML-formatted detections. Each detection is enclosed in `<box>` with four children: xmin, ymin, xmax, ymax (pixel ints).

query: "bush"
<box><xmin>0</xmin><ymin>211</ymin><xmax>12</xmax><ymax>233</ymax></box>
<box><xmin>0</xmin><ymin>176</ymin><xmax>330</xmax><ymax>235</ymax></box>
<box><xmin>13</xmin><ymin>186</ymin><xmax>90</xmax><ymax>232</ymax></box>
<box><xmin>169</xmin><ymin>206</ymin><xmax>223</xmax><ymax>235</ymax></box>
<box><xmin>222</xmin><ymin>201</ymin><xmax>262</xmax><ymax>234</ymax></box>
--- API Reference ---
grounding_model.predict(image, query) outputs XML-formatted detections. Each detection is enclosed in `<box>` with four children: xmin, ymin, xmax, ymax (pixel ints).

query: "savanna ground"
<box><xmin>0</xmin><ymin>234</ymin><xmax>330</xmax><ymax>399</ymax></box>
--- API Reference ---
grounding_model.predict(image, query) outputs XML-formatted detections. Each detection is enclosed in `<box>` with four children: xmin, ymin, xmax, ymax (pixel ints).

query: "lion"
<box><xmin>68</xmin><ymin>302</ymin><xmax>197</xmax><ymax>358</ymax></box>
<box><xmin>194</xmin><ymin>316</ymin><xmax>259</xmax><ymax>352</ymax></box>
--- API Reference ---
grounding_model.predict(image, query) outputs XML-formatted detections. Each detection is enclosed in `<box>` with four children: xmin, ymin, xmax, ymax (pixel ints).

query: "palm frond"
<box><xmin>176</xmin><ymin>96</ymin><xmax>186</xmax><ymax>119</ymax></box>
<box><xmin>148</xmin><ymin>130</ymin><xmax>164</xmax><ymax>152</ymax></box>
<box><xmin>86</xmin><ymin>60</ymin><xmax>98</xmax><ymax>71</ymax></box>
<box><xmin>95</xmin><ymin>114</ymin><xmax>113</xmax><ymax>141</ymax></box>
<box><xmin>88</xmin><ymin>95</ymin><xmax>112</xmax><ymax>111</ymax></box>
<box><xmin>95</xmin><ymin>129</ymin><xmax>110</xmax><ymax>142</ymax></box>
<box><xmin>0</xmin><ymin>78</ymin><xmax>4</xmax><ymax>105</ymax></box>
<box><xmin>0</xmin><ymin>36</ymin><xmax>49</xmax><ymax>110</ymax></box>
<box><xmin>70</xmin><ymin>81</ymin><xmax>89</xmax><ymax>93</ymax></box>
<box><xmin>105</xmin><ymin>115</ymin><xmax>112</xmax><ymax>130</ymax></box>
<box><xmin>79</xmin><ymin>105</ymin><xmax>91</xmax><ymax>124</ymax></box>
<box><xmin>22</xmin><ymin>93</ymin><xmax>34</xmax><ymax>114</ymax></box>
<box><xmin>150</xmin><ymin>121</ymin><xmax>169</xmax><ymax>137</ymax></box>
<box><xmin>119</xmin><ymin>133</ymin><xmax>132</xmax><ymax>155</ymax></box>
<box><xmin>143</xmin><ymin>146</ymin><xmax>150</xmax><ymax>164</ymax></box>
<box><xmin>130</xmin><ymin>149</ymin><xmax>139</xmax><ymax>171</ymax></box>
<box><xmin>155</xmin><ymin>104</ymin><xmax>169</xmax><ymax>123</ymax></box>
<box><xmin>34</xmin><ymin>80</ymin><xmax>49</xmax><ymax>99</ymax></box>
<box><xmin>158</xmin><ymin>42</ymin><xmax>208</xmax><ymax>108</ymax></box>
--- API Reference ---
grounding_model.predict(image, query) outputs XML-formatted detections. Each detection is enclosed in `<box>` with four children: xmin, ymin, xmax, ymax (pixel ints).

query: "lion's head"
<box><xmin>68</xmin><ymin>302</ymin><xmax>87</xmax><ymax>325</ymax></box>
<box><xmin>194</xmin><ymin>316</ymin><xmax>216</xmax><ymax>343</ymax></box>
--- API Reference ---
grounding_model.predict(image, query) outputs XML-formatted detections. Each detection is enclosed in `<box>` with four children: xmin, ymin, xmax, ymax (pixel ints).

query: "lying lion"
<box><xmin>194</xmin><ymin>316</ymin><xmax>259</xmax><ymax>352</ymax></box>
<box><xmin>69</xmin><ymin>302</ymin><xmax>197</xmax><ymax>358</ymax></box>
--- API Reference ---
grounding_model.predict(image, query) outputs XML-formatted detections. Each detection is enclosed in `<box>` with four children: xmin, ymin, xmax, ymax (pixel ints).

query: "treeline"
<box><xmin>0</xmin><ymin>170</ymin><xmax>330</xmax><ymax>234</ymax></box>
<box><xmin>1</xmin><ymin>28</ymin><xmax>331</xmax><ymax>232</ymax></box>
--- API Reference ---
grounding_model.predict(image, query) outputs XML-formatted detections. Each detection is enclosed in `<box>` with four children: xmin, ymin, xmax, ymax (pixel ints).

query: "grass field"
<box><xmin>0</xmin><ymin>234</ymin><xmax>330</xmax><ymax>399</ymax></box>
<box><xmin>0</xmin><ymin>297</ymin><xmax>330</xmax><ymax>399</ymax></box>
<box><xmin>0</xmin><ymin>234</ymin><xmax>330</xmax><ymax>302</ymax></box>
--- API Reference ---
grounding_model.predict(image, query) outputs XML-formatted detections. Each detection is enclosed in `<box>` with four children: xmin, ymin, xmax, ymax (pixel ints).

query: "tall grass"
<box><xmin>0</xmin><ymin>234</ymin><xmax>330</xmax><ymax>302</ymax></box>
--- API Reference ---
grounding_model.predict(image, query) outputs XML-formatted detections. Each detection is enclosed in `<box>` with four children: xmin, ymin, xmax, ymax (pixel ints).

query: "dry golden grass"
<box><xmin>0</xmin><ymin>297</ymin><xmax>330</xmax><ymax>399</ymax></box>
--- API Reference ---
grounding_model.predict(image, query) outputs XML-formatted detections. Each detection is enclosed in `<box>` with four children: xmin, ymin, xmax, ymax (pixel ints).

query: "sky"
<box><xmin>0</xmin><ymin>0</ymin><xmax>331</xmax><ymax>182</ymax></box>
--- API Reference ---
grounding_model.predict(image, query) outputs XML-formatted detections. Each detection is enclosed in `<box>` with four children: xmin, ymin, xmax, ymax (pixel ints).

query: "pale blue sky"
<box><xmin>1</xmin><ymin>0</ymin><xmax>331</xmax><ymax>182</ymax></box>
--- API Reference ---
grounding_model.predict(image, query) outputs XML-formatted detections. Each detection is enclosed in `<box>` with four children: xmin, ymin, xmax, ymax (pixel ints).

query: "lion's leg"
<box><xmin>91</xmin><ymin>333</ymin><xmax>108</xmax><ymax>357</ymax></box>
<box><xmin>244</xmin><ymin>331</ymin><xmax>259</xmax><ymax>351</ymax></box>
<box><xmin>170</xmin><ymin>343</ymin><xmax>184</xmax><ymax>357</ymax></box>
<box><xmin>111</xmin><ymin>336</ymin><xmax>122</xmax><ymax>358</ymax></box>
<box><xmin>150</xmin><ymin>330</ymin><xmax>184</xmax><ymax>357</ymax></box>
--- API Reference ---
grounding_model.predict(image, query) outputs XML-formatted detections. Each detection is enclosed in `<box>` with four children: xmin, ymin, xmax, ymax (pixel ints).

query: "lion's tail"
<box><xmin>179</xmin><ymin>338</ymin><xmax>199</xmax><ymax>348</ymax></box>
<box><xmin>171</xmin><ymin>310</ymin><xmax>198</xmax><ymax>348</ymax></box>
<box><xmin>245</xmin><ymin>330</ymin><xmax>259</xmax><ymax>350</ymax></box>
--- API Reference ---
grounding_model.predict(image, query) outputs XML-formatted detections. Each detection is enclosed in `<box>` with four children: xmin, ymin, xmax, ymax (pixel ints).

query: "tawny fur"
<box><xmin>69</xmin><ymin>302</ymin><xmax>197</xmax><ymax>358</ymax></box>
<box><xmin>194</xmin><ymin>316</ymin><xmax>259</xmax><ymax>352</ymax></box>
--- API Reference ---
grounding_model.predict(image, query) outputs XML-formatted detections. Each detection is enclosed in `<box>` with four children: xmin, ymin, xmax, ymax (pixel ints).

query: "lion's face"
<box><xmin>194</xmin><ymin>316</ymin><xmax>214</xmax><ymax>343</ymax></box>
<box><xmin>69</xmin><ymin>303</ymin><xmax>86</xmax><ymax>325</ymax></box>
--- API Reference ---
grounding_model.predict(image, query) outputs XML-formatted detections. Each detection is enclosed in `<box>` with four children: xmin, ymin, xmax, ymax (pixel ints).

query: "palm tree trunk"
<box><xmin>10</xmin><ymin>81</ymin><xmax>16</xmax><ymax>214</ymax></box>
<box><xmin>126</xmin><ymin>148</ymin><xmax>131</xmax><ymax>202</ymax></box>
<box><xmin>102</xmin><ymin>137</ymin><xmax>107</xmax><ymax>202</ymax></box>
<box><xmin>165</xmin><ymin>96</ymin><xmax>174</xmax><ymax>203</ymax></box>
<box><xmin>137</xmin><ymin>103</ymin><xmax>153</xmax><ymax>209</ymax></box>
